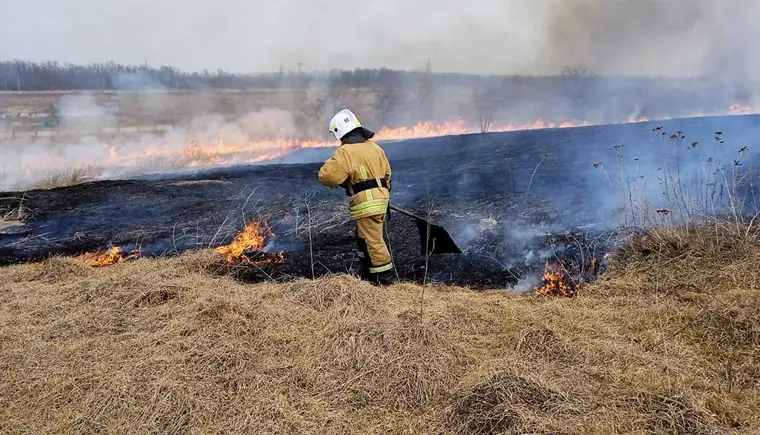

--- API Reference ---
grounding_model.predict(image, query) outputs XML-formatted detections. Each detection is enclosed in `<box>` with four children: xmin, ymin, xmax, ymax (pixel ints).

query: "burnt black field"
<box><xmin>2</xmin><ymin>114</ymin><xmax>760</xmax><ymax>289</ymax></box>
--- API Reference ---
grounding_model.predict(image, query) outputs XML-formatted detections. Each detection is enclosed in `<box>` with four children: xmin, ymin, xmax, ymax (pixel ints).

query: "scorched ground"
<box><xmin>2</xmin><ymin>114</ymin><xmax>760</xmax><ymax>290</ymax></box>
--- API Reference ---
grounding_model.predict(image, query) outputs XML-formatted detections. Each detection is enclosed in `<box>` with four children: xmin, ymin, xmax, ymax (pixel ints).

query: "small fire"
<box><xmin>627</xmin><ymin>115</ymin><xmax>650</xmax><ymax>123</ymax></box>
<box><xmin>77</xmin><ymin>246</ymin><xmax>139</xmax><ymax>267</ymax></box>
<box><xmin>729</xmin><ymin>103</ymin><xmax>754</xmax><ymax>115</ymax></box>
<box><xmin>217</xmin><ymin>220</ymin><xmax>284</xmax><ymax>263</ymax></box>
<box><xmin>534</xmin><ymin>261</ymin><xmax>578</xmax><ymax>297</ymax></box>
<box><xmin>485</xmin><ymin>119</ymin><xmax>591</xmax><ymax>133</ymax></box>
<box><xmin>375</xmin><ymin>121</ymin><xmax>469</xmax><ymax>139</ymax></box>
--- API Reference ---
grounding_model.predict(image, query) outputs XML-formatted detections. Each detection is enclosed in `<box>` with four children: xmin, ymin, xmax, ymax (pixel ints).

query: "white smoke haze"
<box><xmin>54</xmin><ymin>94</ymin><xmax>118</xmax><ymax>131</ymax></box>
<box><xmin>0</xmin><ymin>96</ymin><xmax>314</xmax><ymax>191</ymax></box>
<box><xmin>111</xmin><ymin>71</ymin><xmax>169</xmax><ymax>91</ymax></box>
<box><xmin>238</xmin><ymin>109</ymin><xmax>299</xmax><ymax>139</ymax></box>
<box><xmin>2</xmin><ymin>0</ymin><xmax>758</xmax><ymax>81</ymax></box>
<box><xmin>513</xmin><ymin>274</ymin><xmax>543</xmax><ymax>293</ymax></box>
<box><xmin>453</xmin><ymin>219</ymin><xmax>558</xmax><ymax>263</ymax></box>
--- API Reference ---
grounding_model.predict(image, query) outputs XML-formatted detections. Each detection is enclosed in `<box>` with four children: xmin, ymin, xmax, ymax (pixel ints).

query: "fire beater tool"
<box><xmin>388</xmin><ymin>204</ymin><xmax>461</xmax><ymax>256</ymax></box>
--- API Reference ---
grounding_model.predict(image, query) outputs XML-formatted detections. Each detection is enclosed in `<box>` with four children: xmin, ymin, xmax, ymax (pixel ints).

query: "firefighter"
<box><xmin>318</xmin><ymin>109</ymin><xmax>396</xmax><ymax>285</ymax></box>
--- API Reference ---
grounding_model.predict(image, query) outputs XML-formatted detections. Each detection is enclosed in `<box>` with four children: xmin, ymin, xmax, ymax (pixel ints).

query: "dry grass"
<box><xmin>34</xmin><ymin>165</ymin><xmax>100</xmax><ymax>190</ymax></box>
<box><xmin>0</xmin><ymin>218</ymin><xmax>23</xmax><ymax>232</ymax></box>
<box><xmin>0</xmin><ymin>195</ymin><xmax>28</xmax><ymax>230</ymax></box>
<box><xmin>1</xmin><ymin>221</ymin><xmax>759</xmax><ymax>434</ymax></box>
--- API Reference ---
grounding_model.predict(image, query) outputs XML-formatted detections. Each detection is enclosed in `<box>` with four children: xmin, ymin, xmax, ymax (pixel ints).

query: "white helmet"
<box><xmin>329</xmin><ymin>109</ymin><xmax>361</xmax><ymax>140</ymax></box>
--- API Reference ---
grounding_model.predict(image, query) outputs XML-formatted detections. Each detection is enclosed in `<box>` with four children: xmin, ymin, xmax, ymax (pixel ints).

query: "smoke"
<box><xmin>2</xmin><ymin>0</ymin><xmax>759</xmax><ymax>198</ymax></box>
<box><xmin>512</xmin><ymin>275</ymin><xmax>542</xmax><ymax>293</ymax></box>
<box><xmin>55</xmin><ymin>94</ymin><xmax>117</xmax><ymax>131</ymax></box>
<box><xmin>238</xmin><ymin>109</ymin><xmax>299</xmax><ymax>138</ymax></box>
<box><xmin>0</xmin><ymin>94</ymin><xmax>310</xmax><ymax>191</ymax></box>
<box><xmin>110</xmin><ymin>71</ymin><xmax>168</xmax><ymax>91</ymax></box>
<box><xmin>537</xmin><ymin>0</ymin><xmax>758</xmax><ymax>105</ymax></box>
<box><xmin>2</xmin><ymin>0</ymin><xmax>757</xmax><ymax>80</ymax></box>
<box><xmin>1</xmin><ymin>1</ymin><xmax>757</xmax><ymax>141</ymax></box>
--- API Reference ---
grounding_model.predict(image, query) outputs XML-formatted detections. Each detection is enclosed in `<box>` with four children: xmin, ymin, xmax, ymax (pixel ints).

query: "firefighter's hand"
<box><xmin>387</xmin><ymin>179</ymin><xmax>392</xmax><ymax>192</ymax></box>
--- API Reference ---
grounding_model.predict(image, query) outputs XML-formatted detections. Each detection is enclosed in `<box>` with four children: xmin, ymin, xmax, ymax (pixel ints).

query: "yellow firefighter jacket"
<box><xmin>318</xmin><ymin>140</ymin><xmax>391</xmax><ymax>220</ymax></box>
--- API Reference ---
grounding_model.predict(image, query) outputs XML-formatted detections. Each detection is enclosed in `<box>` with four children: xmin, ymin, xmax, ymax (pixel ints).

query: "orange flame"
<box><xmin>534</xmin><ymin>262</ymin><xmax>577</xmax><ymax>297</ymax></box>
<box><xmin>375</xmin><ymin>120</ymin><xmax>469</xmax><ymax>139</ymax></box>
<box><xmin>217</xmin><ymin>220</ymin><xmax>284</xmax><ymax>263</ymax></box>
<box><xmin>99</xmin><ymin>119</ymin><xmax>599</xmax><ymax>173</ymax></box>
<box><xmin>729</xmin><ymin>103</ymin><xmax>754</xmax><ymax>115</ymax></box>
<box><xmin>77</xmin><ymin>246</ymin><xmax>139</xmax><ymax>267</ymax></box>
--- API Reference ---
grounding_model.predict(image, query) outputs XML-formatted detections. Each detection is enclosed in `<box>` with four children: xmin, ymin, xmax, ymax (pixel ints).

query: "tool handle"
<box><xmin>388</xmin><ymin>204</ymin><xmax>426</xmax><ymax>222</ymax></box>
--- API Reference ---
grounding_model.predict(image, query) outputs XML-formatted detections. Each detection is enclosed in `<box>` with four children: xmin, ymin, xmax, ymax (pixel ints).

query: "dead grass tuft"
<box><xmin>445</xmin><ymin>371</ymin><xmax>567</xmax><ymax>435</ymax></box>
<box><xmin>632</xmin><ymin>390</ymin><xmax>720</xmax><ymax>435</ymax></box>
<box><xmin>179</xmin><ymin>249</ymin><xmax>277</xmax><ymax>282</ymax></box>
<box><xmin>686</xmin><ymin>304</ymin><xmax>760</xmax><ymax>393</ymax></box>
<box><xmin>595</xmin><ymin>220</ymin><xmax>760</xmax><ymax>299</ymax></box>
<box><xmin>35</xmin><ymin>165</ymin><xmax>100</xmax><ymax>190</ymax></box>
<box><xmin>287</xmin><ymin>274</ymin><xmax>376</xmax><ymax>312</ymax></box>
<box><xmin>513</xmin><ymin>326</ymin><xmax>575</xmax><ymax>364</ymax></box>
<box><xmin>38</xmin><ymin>257</ymin><xmax>93</xmax><ymax>283</ymax></box>
<box><xmin>179</xmin><ymin>249</ymin><xmax>227</xmax><ymax>274</ymax></box>
<box><xmin>0</xmin><ymin>194</ymin><xmax>30</xmax><ymax>230</ymax></box>
<box><xmin>618</xmin><ymin>221</ymin><xmax>758</xmax><ymax>267</ymax></box>
<box><xmin>689</xmin><ymin>306</ymin><xmax>760</xmax><ymax>352</ymax></box>
<box><xmin>132</xmin><ymin>286</ymin><xmax>180</xmax><ymax>308</ymax></box>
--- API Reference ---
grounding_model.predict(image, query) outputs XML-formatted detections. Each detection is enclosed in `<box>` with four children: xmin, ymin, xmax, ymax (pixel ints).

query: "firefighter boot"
<box><xmin>372</xmin><ymin>268</ymin><xmax>397</xmax><ymax>286</ymax></box>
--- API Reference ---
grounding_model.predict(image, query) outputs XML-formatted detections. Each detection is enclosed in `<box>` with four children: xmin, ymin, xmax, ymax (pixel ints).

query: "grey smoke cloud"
<box><xmin>539</xmin><ymin>0</ymin><xmax>758</xmax><ymax>78</ymax></box>
<box><xmin>1</xmin><ymin>0</ymin><xmax>757</xmax><ymax>79</ymax></box>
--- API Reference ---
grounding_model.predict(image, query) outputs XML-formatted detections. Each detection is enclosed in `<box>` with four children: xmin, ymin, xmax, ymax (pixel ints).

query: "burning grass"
<box><xmin>62</xmin><ymin>219</ymin><xmax>284</xmax><ymax>272</ymax></box>
<box><xmin>0</xmin><ymin>220</ymin><xmax>759</xmax><ymax>433</ymax></box>
<box><xmin>216</xmin><ymin>219</ymin><xmax>284</xmax><ymax>264</ymax></box>
<box><xmin>535</xmin><ymin>261</ymin><xmax>578</xmax><ymax>297</ymax></box>
<box><xmin>76</xmin><ymin>246</ymin><xmax>140</xmax><ymax>267</ymax></box>
<box><xmin>0</xmin><ymin>114</ymin><xmax>657</xmax><ymax>192</ymax></box>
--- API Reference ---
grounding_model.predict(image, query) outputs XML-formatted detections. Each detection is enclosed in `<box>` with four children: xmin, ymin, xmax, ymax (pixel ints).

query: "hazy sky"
<box><xmin>1</xmin><ymin>0</ymin><xmax>757</xmax><ymax>78</ymax></box>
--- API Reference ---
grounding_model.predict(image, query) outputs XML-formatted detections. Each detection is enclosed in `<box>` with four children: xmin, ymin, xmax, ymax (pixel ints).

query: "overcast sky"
<box><xmin>1</xmin><ymin>0</ymin><xmax>756</xmax><ymax>79</ymax></box>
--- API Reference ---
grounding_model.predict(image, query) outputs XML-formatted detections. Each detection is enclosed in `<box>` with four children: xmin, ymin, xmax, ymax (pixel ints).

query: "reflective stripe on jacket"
<box><xmin>318</xmin><ymin>139</ymin><xmax>391</xmax><ymax>220</ymax></box>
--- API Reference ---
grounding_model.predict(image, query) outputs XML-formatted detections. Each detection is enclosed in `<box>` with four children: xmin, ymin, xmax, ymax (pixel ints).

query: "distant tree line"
<box><xmin>0</xmin><ymin>59</ymin><xmax>711</xmax><ymax>93</ymax></box>
<box><xmin>0</xmin><ymin>60</ymin><xmax>450</xmax><ymax>91</ymax></box>
<box><xmin>0</xmin><ymin>60</ymin><xmax>284</xmax><ymax>91</ymax></box>
<box><xmin>0</xmin><ymin>60</ymin><xmax>745</xmax><ymax>133</ymax></box>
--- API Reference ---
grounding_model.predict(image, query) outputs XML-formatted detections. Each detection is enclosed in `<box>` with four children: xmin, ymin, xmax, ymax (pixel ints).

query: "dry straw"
<box><xmin>1</xmin><ymin>219</ymin><xmax>759</xmax><ymax>433</ymax></box>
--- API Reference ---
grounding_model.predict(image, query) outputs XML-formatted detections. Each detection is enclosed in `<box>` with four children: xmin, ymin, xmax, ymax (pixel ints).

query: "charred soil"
<box><xmin>3</xmin><ymin>114</ymin><xmax>760</xmax><ymax>289</ymax></box>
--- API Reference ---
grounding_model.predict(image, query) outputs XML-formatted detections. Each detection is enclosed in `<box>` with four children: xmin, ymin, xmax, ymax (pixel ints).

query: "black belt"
<box><xmin>350</xmin><ymin>178</ymin><xmax>388</xmax><ymax>195</ymax></box>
